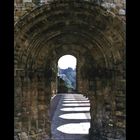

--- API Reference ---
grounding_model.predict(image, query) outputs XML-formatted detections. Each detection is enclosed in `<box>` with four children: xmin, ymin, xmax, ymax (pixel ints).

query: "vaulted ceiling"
<box><xmin>14</xmin><ymin>0</ymin><xmax>125</xmax><ymax>73</ymax></box>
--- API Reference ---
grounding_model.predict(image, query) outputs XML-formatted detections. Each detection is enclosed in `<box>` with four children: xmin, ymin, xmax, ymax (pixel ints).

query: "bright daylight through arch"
<box><xmin>58</xmin><ymin>55</ymin><xmax>76</xmax><ymax>69</ymax></box>
<box><xmin>57</xmin><ymin>55</ymin><xmax>77</xmax><ymax>92</ymax></box>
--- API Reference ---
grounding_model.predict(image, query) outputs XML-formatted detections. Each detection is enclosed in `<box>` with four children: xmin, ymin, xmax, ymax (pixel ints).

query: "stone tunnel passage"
<box><xmin>14</xmin><ymin>0</ymin><xmax>125</xmax><ymax>139</ymax></box>
<box><xmin>51</xmin><ymin>93</ymin><xmax>91</xmax><ymax>140</ymax></box>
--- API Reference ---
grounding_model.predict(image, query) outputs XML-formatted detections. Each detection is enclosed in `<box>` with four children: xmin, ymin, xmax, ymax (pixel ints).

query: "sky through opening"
<box><xmin>58</xmin><ymin>55</ymin><xmax>76</xmax><ymax>69</ymax></box>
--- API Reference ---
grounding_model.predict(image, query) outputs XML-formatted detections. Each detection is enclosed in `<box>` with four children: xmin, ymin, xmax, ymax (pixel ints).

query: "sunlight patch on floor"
<box><xmin>63</xmin><ymin>100</ymin><xmax>89</xmax><ymax>103</ymax></box>
<box><xmin>62</xmin><ymin>103</ymin><xmax>90</xmax><ymax>106</ymax></box>
<box><xmin>60</xmin><ymin>107</ymin><xmax>90</xmax><ymax>112</ymax></box>
<box><xmin>59</xmin><ymin>113</ymin><xmax>91</xmax><ymax>119</ymax></box>
<box><xmin>63</xmin><ymin>99</ymin><xmax>88</xmax><ymax>101</ymax></box>
<box><xmin>57</xmin><ymin>122</ymin><xmax>90</xmax><ymax>134</ymax></box>
<box><xmin>63</xmin><ymin>98</ymin><xmax>84</xmax><ymax>100</ymax></box>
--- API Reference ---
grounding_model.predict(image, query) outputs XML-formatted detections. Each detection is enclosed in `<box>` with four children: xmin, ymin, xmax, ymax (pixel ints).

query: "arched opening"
<box><xmin>57</xmin><ymin>55</ymin><xmax>77</xmax><ymax>93</ymax></box>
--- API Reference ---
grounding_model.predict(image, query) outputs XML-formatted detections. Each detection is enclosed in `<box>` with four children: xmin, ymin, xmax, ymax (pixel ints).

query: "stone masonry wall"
<box><xmin>14</xmin><ymin>70</ymin><xmax>51</xmax><ymax>140</ymax></box>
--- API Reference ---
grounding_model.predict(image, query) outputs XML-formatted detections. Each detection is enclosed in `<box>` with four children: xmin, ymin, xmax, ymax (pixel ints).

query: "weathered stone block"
<box><xmin>116</xmin><ymin>122</ymin><xmax>125</xmax><ymax>128</ymax></box>
<box><xmin>14</xmin><ymin>121</ymin><xmax>22</xmax><ymax>130</ymax></box>
<box><xmin>20</xmin><ymin>132</ymin><xmax>28</xmax><ymax>140</ymax></box>
<box><xmin>115</xmin><ymin>111</ymin><xmax>123</xmax><ymax>116</ymax></box>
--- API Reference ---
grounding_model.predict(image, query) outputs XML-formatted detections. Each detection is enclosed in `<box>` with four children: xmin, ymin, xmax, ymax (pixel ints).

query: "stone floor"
<box><xmin>51</xmin><ymin>94</ymin><xmax>91</xmax><ymax>140</ymax></box>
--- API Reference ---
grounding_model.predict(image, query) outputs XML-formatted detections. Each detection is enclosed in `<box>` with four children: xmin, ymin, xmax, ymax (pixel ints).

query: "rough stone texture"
<box><xmin>14</xmin><ymin>0</ymin><xmax>126</xmax><ymax>22</ymax></box>
<box><xmin>14</xmin><ymin>0</ymin><xmax>125</xmax><ymax>139</ymax></box>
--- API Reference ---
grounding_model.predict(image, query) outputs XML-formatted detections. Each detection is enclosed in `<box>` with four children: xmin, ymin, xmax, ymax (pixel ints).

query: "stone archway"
<box><xmin>14</xmin><ymin>0</ymin><xmax>125</xmax><ymax>139</ymax></box>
